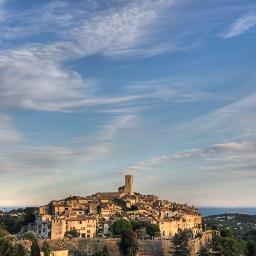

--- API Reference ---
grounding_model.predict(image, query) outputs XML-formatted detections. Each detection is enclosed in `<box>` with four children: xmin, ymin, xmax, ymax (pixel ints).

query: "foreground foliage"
<box><xmin>172</xmin><ymin>229</ymin><xmax>193</xmax><ymax>256</ymax></box>
<box><xmin>119</xmin><ymin>230</ymin><xmax>138</xmax><ymax>256</ymax></box>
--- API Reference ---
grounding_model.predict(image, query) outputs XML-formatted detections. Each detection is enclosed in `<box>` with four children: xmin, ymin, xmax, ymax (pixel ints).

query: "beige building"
<box><xmin>158</xmin><ymin>214</ymin><xmax>202</xmax><ymax>237</ymax></box>
<box><xmin>51</xmin><ymin>218</ymin><xmax>66</xmax><ymax>240</ymax></box>
<box><xmin>66</xmin><ymin>216</ymin><xmax>97</xmax><ymax>238</ymax></box>
<box><xmin>124</xmin><ymin>175</ymin><xmax>134</xmax><ymax>195</ymax></box>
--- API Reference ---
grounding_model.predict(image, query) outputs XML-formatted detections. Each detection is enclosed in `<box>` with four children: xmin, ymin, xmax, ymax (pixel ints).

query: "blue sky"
<box><xmin>0</xmin><ymin>0</ymin><xmax>256</xmax><ymax>207</ymax></box>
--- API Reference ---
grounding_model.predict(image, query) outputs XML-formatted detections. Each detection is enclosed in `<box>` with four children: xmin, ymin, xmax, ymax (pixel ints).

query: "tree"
<box><xmin>111</xmin><ymin>219</ymin><xmax>133</xmax><ymax>236</ymax></box>
<box><xmin>197</xmin><ymin>247</ymin><xmax>213</xmax><ymax>256</ymax></box>
<box><xmin>172</xmin><ymin>229</ymin><xmax>193</xmax><ymax>256</ymax></box>
<box><xmin>102</xmin><ymin>245</ymin><xmax>109</xmax><ymax>256</ymax></box>
<box><xmin>0</xmin><ymin>236</ymin><xmax>18</xmax><ymax>256</ymax></box>
<box><xmin>42</xmin><ymin>240</ymin><xmax>51</xmax><ymax>256</ymax></box>
<box><xmin>23</xmin><ymin>231</ymin><xmax>40</xmax><ymax>256</ymax></box>
<box><xmin>243</xmin><ymin>230</ymin><xmax>256</xmax><ymax>256</ymax></box>
<box><xmin>92</xmin><ymin>246</ymin><xmax>109</xmax><ymax>256</ymax></box>
<box><xmin>65</xmin><ymin>229</ymin><xmax>80</xmax><ymax>238</ymax></box>
<box><xmin>119</xmin><ymin>230</ymin><xmax>138</xmax><ymax>256</ymax></box>
<box><xmin>211</xmin><ymin>234</ymin><xmax>247</xmax><ymax>256</ymax></box>
<box><xmin>0</xmin><ymin>236</ymin><xmax>26</xmax><ymax>256</ymax></box>
<box><xmin>0</xmin><ymin>228</ymin><xmax>9</xmax><ymax>238</ymax></box>
<box><xmin>145</xmin><ymin>223</ymin><xmax>160</xmax><ymax>238</ymax></box>
<box><xmin>17</xmin><ymin>243</ymin><xmax>27</xmax><ymax>256</ymax></box>
<box><xmin>130</xmin><ymin>220</ymin><xmax>160</xmax><ymax>238</ymax></box>
<box><xmin>220</xmin><ymin>228</ymin><xmax>233</xmax><ymax>238</ymax></box>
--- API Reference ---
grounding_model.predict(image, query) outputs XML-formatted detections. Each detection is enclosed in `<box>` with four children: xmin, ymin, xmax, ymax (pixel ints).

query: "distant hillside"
<box><xmin>204</xmin><ymin>213</ymin><xmax>256</xmax><ymax>238</ymax></box>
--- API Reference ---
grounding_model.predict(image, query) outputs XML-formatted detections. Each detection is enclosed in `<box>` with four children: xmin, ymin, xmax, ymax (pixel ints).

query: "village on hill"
<box><xmin>32</xmin><ymin>175</ymin><xmax>202</xmax><ymax>240</ymax></box>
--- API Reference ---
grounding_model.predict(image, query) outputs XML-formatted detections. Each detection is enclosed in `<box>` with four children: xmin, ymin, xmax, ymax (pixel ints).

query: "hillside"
<box><xmin>204</xmin><ymin>213</ymin><xmax>256</xmax><ymax>238</ymax></box>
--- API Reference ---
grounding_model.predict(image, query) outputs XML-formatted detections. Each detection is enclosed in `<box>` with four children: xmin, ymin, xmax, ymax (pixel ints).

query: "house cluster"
<box><xmin>33</xmin><ymin>175</ymin><xmax>202</xmax><ymax>240</ymax></box>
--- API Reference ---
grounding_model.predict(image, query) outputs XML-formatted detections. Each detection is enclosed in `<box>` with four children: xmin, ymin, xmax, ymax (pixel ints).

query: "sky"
<box><xmin>0</xmin><ymin>0</ymin><xmax>255</xmax><ymax>208</ymax></box>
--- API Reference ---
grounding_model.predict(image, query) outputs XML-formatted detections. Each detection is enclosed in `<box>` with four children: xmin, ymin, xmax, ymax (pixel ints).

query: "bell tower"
<box><xmin>125</xmin><ymin>175</ymin><xmax>134</xmax><ymax>195</ymax></box>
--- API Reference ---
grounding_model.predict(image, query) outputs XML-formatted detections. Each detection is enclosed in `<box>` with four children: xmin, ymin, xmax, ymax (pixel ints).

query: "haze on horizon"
<box><xmin>0</xmin><ymin>0</ymin><xmax>255</xmax><ymax>208</ymax></box>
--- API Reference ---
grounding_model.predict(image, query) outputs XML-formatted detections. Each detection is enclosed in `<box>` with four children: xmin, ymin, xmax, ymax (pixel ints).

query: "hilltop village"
<box><xmin>32</xmin><ymin>175</ymin><xmax>202</xmax><ymax>240</ymax></box>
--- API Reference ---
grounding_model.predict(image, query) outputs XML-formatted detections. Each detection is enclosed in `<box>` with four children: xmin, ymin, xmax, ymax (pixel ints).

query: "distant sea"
<box><xmin>200</xmin><ymin>208</ymin><xmax>256</xmax><ymax>217</ymax></box>
<box><xmin>0</xmin><ymin>206</ymin><xmax>26</xmax><ymax>212</ymax></box>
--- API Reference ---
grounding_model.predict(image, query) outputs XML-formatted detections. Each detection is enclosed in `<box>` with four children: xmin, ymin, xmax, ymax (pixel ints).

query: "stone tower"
<box><xmin>125</xmin><ymin>175</ymin><xmax>134</xmax><ymax>195</ymax></box>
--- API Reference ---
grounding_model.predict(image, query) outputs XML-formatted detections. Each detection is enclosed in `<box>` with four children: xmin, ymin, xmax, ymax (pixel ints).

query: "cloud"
<box><xmin>0</xmin><ymin>113</ymin><xmax>22</xmax><ymax>144</ymax></box>
<box><xmin>222</xmin><ymin>11</ymin><xmax>256</xmax><ymax>39</ymax></box>
<box><xmin>0</xmin><ymin>48</ymin><xmax>149</xmax><ymax>111</ymax></box>
<box><xmin>98</xmin><ymin>115</ymin><xmax>137</xmax><ymax>141</ymax></box>
<box><xmin>121</xmin><ymin>139</ymin><xmax>256</xmax><ymax>177</ymax></box>
<box><xmin>0</xmin><ymin>143</ymin><xmax>110</xmax><ymax>176</ymax></box>
<box><xmin>0</xmin><ymin>0</ymin><xmax>182</xmax><ymax>112</ymax></box>
<box><xmin>121</xmin><ymin>155</ymin><xmax>167</xmax><ymax>174</ymax></box>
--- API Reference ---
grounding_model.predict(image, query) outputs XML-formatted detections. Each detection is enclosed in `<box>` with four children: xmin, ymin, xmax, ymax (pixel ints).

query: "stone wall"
<box><xmin>191</xmin><ymin>230</ymin><xmax>214</xmax><ymax>256</ymax></box>
<box><xmin>41</xmin><ymin>231</ymin><xmax>214</xmax><ymax>256</ymax></box>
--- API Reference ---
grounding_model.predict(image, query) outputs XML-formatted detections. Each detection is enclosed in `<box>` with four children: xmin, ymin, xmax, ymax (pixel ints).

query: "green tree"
<box><xmin>172</xmin><ymin>229</ymin><xmax>192</xmax><ymax>256</ymax></box>
<box><xmin>211</xmin><ymin>234</ymin><xmax>247</xmax><ymax>256</ymax></box>
<box><xmin>23</xmin><ymin>231</ymin><xmax>40</xmax><ymax>256</ymax></box>
<box><xmin>119</xmin><ymin>230</ymin><xmax>138</xmax><ymax>256</ymax></box>
<box><xmin>93</xmin><ymin>246</ymin><xmax>109</xmax><ymax>256</ymax></box>
<box><xmin>0</xmin><ymin>236</ymin><xmax>26</xmax><ymax>256</ymax></box>
<box><xmin>243</xmin><ymin>230</ymin><xmax>256</xmax><ymax>256</ymax></box>
<box><xmin>65</xmin><ymin>229</ymin><xmax>80</xmax><ymax>238</ymax></box>
<box><xmin>0</xmin><ymin>236</ymin><xmax>18</xmax><ymax>256</ymax></box>
<box><xmin>0</xmin><ymin>228</ymin><xmax>9</xmax><ymax>238</ymax></box>
<box><xmin>220</xmin><ymin>228</ymin><xmax>233</xmax><ymax>238</ymax></box>
<box><xmin>130</xmin><ymin>220</ymin><xmax>160</xmax><ymax>238</ymax></box>
<box><xmin>111</xmin><ymin>219</ymin><xmax>133</xmax><ymax>236</ymax></box>
<box><xmin>102</xmin><ymin>245</ymin><xmax>109</xmax><ymax>256</ymax></box>
<box><xmin>17</xmin><ymin>243</ymin><xmax>27</xmax><ymax>256</ymax></box>
<box><xmin>42</xmin><ymin>240</ymin><xmax>51</xmax><ymax>256</ymax></box>
<box><xmin>197</xmin><ymin>247</ymin><xmax>213</xmax><ymax>256</ymax></box>
<box><xmin>144</xmin><ymin>223</ymin><xmax>160</xmax><ymax>238</ymax></box>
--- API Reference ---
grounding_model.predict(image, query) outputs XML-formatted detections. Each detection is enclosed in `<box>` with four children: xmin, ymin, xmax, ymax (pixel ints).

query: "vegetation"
<box><xmin>243</xmin><ymin>230</ymin><xmax>256</xmax><ymax>256</ymax></box>
<box><xmin>211</xmin><ymin>231</ymin><xmax>248</xmax><ymax>256</ymax></box>
<box><xmin>0</xmin><ymin>227</ymin><xmax>10</xmax><ymax>238</ymax></box>
<box><xmin>70</xmin><ymin>245</ymin><xmax>109</xmax><ymax>256</ymax></box>
<box><xmin>203</xmin><ymin>213</ymin><xmax>256</xmax><ymax>255</ymax></box>
<box><xmin>172</xmin><ymin>229</ymin><xmax>192</xmax><ymax>256</ymax></box>
<box><xmin>204</xmin><ymin>213</ymin><xmax>256</xmax><ymax>238</ymax></box>
<box><xmin>197</xmin><ymin>247</ymin><xmax>212</xmax><ymax>256</ymax></box>
<box><xmin>65</xmin><ymin>229</ymin><xmax>80</xmax><ymax>238</ymax></box>
<box><xmin>198</xmin><ymin>228</ymin><xmax>250</xmax><ymax>256</ymax></box>
<box><xmin>0</xmin><ymin>208</ymin><xmax>36</xmax><ymax>234</ymax></box>
<box><xmin>41</xmin><ymin>240</ymin><xmax>51</xmax><ymax>256</ymax></box>
<box><xmin>131</xmin><ymin>220</ymin><xmax>160</xmax><ymax>238</ymax></box>
<box><xmin>119</xmin><ymin>229</ymin><xmax>138</xmax><ymax>256</ymax></box>
<box><xmin>110</xmin><ymin>219</ymin><xmax>133</xmax><ymax>236</ymax></box>
<box><xmin>23</xmin><ymin>231</ymin><xmax>40</xmax><ymax>256</ymax></box>
<box><xmin>0</xmin><ymin>235</ymin><xmax>26</xmax><ymax>256</ymax></box>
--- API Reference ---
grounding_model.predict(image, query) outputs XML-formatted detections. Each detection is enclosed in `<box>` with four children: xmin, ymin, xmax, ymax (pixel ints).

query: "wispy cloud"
<box><xmin>222</xmin><ymin>11</ymin><xmax>256</xmax><ymax>38</ymax></box>
<box><xmin>98</xmin><ymin>115</ymin><xmax>137</xmax><ymax>141</ymax></box>
<box><xmin>0</xmin><ymin>0</ymin><xmax>182</xmax><ymax>112</ymax></box>
<box><xmin>0</xmin><ymin>143</ymin><xmax>110</xmax><ymax>176</ymax></box>
<box><xmin>0</xmin><ymin>113</ymin><xmax>22</xmax><ymax>144</ymax></box>
<box><xmin>121</xmin><ymin>139</ymin><xmax>256</xmax><ymax>178</ymax></box>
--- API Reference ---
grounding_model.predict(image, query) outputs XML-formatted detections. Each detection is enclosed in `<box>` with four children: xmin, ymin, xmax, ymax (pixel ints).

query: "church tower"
<box><xmin>125</xmin><ymin>175</ymin><xmax>134</xmax><ymax>195</ymax></box>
